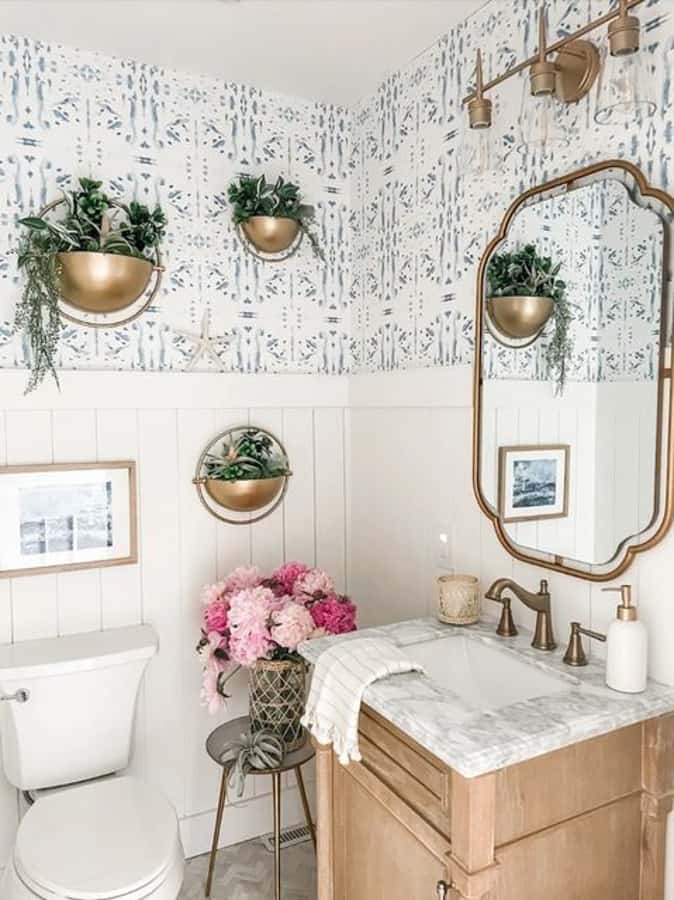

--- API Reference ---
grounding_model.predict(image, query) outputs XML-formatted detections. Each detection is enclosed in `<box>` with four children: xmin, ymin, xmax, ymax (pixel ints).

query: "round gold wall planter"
<box><xmin>237</xmin><ymin>216</ymin><xmax>304</xmax><ymax>262</ymax></box>
<box><xmin>57</xmin><ymin>252</ymin><xmax>154</xmax><ymax>313</ymax></box>
<box><xmin>204</xmin><ymin>475</ymin><xmax>286</xmax><ymax>513</ymax></box>
<box><xmin>487</xmin><ymin>295</ymin><xmax>554</xmax><ymax>343</ymax></box>
<box><xmin>193</xmin><ymin>426</ymin><xmax>291</xmax><ymax>525</ymax></box>
<box><xmin>38</xmin><ymin>198</ymin><xmax>163</xmax><ymax>329</ymax></box>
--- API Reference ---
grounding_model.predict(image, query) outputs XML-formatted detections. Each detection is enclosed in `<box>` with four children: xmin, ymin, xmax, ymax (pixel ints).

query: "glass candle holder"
<box><xmin>437</xmin><ymin>574</ymin><xmax>481</xmax><ymax>625</ymax></box>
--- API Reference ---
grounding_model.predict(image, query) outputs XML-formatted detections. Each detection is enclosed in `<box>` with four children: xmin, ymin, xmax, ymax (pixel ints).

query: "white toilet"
<box><xmin>0</xmin><ymin>625</ymin><xmax>185</xmax><ymax>899</ymax></box>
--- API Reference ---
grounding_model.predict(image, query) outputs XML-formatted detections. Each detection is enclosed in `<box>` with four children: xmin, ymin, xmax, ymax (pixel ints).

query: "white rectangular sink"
<box><xmin>405</xmin><ymin>635</ymin><xmax>572</xmax><ymax>711</ymax></box>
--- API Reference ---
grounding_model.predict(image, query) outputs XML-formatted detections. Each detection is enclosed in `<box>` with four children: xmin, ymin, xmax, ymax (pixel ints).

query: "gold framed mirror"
<box><xmin>473</xmin><ymin>160</ymin><xmax>673</xmax><ymax>581</ymax></box>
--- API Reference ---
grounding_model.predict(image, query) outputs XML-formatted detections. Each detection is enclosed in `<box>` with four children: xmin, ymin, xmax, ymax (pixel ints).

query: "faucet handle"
<box><xmin>492</xmin><ymin>595</ymin><xmax>518</xmax><ymax>638</ymax></box>
<box><xmin>538</xmin><ymin>578</ymin><xmax>550</xmax><ymax>595</ymax></box>
<box><xmin>563</xmin><ymin>621</ymin><xmax>606</xmax><ymax>666</ymax></box>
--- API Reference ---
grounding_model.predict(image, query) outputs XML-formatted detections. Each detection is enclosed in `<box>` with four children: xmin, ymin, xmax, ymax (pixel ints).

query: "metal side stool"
<box><xmin>205</xmin><ymin>715</ymin><xmax>316</xmax><ymax>900</ymax></box>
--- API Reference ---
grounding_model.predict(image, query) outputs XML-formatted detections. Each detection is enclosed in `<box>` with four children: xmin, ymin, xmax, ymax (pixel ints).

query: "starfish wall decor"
<box><xmin>174</xmin><ymin>312</ymin><xmax>232</xmax><ymax>371</ymax></box>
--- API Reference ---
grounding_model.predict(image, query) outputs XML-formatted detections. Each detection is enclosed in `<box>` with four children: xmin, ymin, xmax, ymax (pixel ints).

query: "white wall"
<box><xmin>0</xmin><ymin>369</ymin><xmax>348</xmax><ymax>867</ymax></box>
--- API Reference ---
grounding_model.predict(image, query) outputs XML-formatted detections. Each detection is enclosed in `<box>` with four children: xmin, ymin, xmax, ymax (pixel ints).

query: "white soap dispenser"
<box><xmin>602</xmin><ymin>584</ymin><xmax>648</xmax><ymax>694</ymax></box>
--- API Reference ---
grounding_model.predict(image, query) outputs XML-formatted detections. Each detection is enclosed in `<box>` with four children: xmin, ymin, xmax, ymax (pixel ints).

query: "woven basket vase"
<box><xmin>249</xmin><ymin>659</ymin><xmax>306</xmax><ymax>752</ymax></box>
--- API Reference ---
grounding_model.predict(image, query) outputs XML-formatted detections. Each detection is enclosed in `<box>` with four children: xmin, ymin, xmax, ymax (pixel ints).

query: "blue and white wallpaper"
<box><xmin>349</xmin><ymin>0</ymin><xmax>674</xmax><ymax>373</ymax></box>
<box><xmin>0</xmin><ymin>0</ymin><xmax>672</xmax><ymax>379</ymax></box>
<box><xmin>483</xmin><ymin>179</ymin><xmax>664</xmax><ymax>383</ymax></box>
<box><xmin>0</xmin><ymin>34</ymin><xmax>351</xmax><ymax>374</ymax></box>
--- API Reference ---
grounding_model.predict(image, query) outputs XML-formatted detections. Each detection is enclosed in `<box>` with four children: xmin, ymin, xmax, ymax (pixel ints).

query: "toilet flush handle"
<box><xmin>0</xmin><ymin>689</ymin><xmax>30</xmax><ymax>703</ymax></box>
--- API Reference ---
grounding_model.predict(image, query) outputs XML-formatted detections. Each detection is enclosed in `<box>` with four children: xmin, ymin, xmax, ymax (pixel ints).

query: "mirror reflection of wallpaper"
<box><xmin>482</xmin><ymin>180</ymin><xmax>664</xmax><ymax>384</ymax></box>
<box><xmin>0</xmin><ymin>34</ymin><xmax>350</xmax><ymax>374</ymax></box>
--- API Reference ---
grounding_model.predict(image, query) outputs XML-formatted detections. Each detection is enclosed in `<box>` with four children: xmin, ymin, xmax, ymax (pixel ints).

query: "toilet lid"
<box><xmin>15</xmin><ymin>775</ymin><xmax>179</xmax><ymax>899</ymax></box>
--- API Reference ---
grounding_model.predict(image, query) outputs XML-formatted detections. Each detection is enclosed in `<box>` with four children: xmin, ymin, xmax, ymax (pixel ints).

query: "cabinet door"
<box><xmin>333</xmin><ymin>760</ymin><xmax>448</xmax><ymax>900</ymax></box>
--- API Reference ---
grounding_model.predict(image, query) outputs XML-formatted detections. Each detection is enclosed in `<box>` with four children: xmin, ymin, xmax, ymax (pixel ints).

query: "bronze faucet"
<box><xmin>485</xmin><ymin>578</ymin><xmax>556</xmax><ymax>651</ymax></box>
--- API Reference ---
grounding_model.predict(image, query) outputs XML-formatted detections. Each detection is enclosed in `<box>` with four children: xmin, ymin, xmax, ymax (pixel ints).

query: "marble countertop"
<box><xmin>298</xmin><ymin>617</ymin><xmax>674</xmax><ymax>778</ymax></box>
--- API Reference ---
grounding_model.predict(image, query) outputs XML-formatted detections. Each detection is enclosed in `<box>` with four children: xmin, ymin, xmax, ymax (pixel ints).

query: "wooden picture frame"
<box><xmin>498</xmin><ymin>445</ymin><xmax>570</xmax><ymax>524</ymax></box>
<box><xmin>0</xmin><ymin>461</ymin><xmax>138</xmax><ymax>578</ymax></box>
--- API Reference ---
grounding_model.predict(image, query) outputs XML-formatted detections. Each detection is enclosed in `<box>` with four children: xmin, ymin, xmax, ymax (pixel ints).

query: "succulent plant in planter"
<box><xmin>15</xmin><ymin>177</ymin><xmax>167</xmax><ymax>393</ymax></box>
<box><xmin>486</xmin><ymin>243</ymin><xmax>571</xmax><ymax>393</ymax></box>
<box><xmin>203</xmin><ymin>427</ymin><xmax>291</xmax><ymax>513</ymax></box>
<box><xmin>228</xmin><ymin>174</ymin><xmax>322</xmax><ymax>259</ymax></box>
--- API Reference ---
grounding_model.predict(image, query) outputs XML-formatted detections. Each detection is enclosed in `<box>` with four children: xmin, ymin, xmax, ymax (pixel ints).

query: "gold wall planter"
<box><xmin>204</xmin><ymin>475</ymin><xmax>285</xmax><ymax>513</ymax></box>
<box><xmin>57</xmin><ymin>252</ymin><xmax>154</xmax><ymax>313</ymax></box>
<box><xmin>193</xmin><ymin>425</ymin><xmax>291</xmax><ymax>525</ymax></box>
<box><xmin>237</xmin><ymin>216</ymin><xmax>304</xmax><ymax>262</ymax></box>
<box><xmin>241</xmin><ymin>216</ymin><xmax>300</xmax><ymax>253</ymax></box>
<box><xmin>38</xmin><ymin>198</ymin><xmax>163</xmax><ymax>328</ymax></box>
<box><xmin>487</xmin><ymin>295</ymin><xmax>554</xmax><ymax>341</ymax></box>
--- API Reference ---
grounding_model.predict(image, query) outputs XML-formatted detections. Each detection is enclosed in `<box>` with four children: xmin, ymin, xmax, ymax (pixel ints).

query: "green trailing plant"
<box><xmin>227</xmin><ymin>173</ymin><xmax>323</xmax><ymax>259</ymax></box>
<box><xmin>486</xmin><ymin>243</ymin><xmax>571</xmax><ymax>393</ymax></box>
<box><xmin>219</xmin><ymin>729</ymin><xmax>286</xmax><ymax>797</ymax></box>
<box><xmin>15</xmin><ymin>178</ymin><xmax>167</xmax><ymax>393</ymax></box>
<box><xmin>204</xmin><ymin>428</ymin><xmax>290</xmax><ymax>482</ymax></box>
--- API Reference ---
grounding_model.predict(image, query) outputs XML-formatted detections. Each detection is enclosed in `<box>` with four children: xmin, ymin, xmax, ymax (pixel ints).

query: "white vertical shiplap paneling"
<box><xmin>178</xmin><ymin>408</ymin><xmax>220</xmax><ymax>821</ymax></box>
<box><xmin>0</xmin><ymin>408</ymin><xmax>16</xmax><ymax>866</ymax></box>
<box><xmin>137</xmin><ymin>408</ymin><xmax>185</xmax><ymax>820</ymax></box>
<box><xmin>283</xmin><ymin>408</ymin><xmax>317</xmax><ymax>566</ymax></box>
<box><xmin>6</xmin><ymin>410</ymin><xmax>59</xmax><ymax>643</ymax></box>
<box><xmin>96</xmin><ymin>410</ymin><xmax>143</xmax><ymax>629</ymax></box>
<box><xmin>52</xmin><ymin>410</ymin><xmax>101</xmax><ymax>637</ymax></box>
<box><xmin>314</xmin><ymin>408</ymin><xmax>347</xmax><ymax>593</ymax></box>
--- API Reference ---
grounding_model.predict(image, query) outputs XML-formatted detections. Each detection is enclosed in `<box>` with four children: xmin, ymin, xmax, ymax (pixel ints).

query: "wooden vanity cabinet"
<box><xmin>315</xmin><ymin>707</ymin><xmax>674</xmax><ymax>900</ymax></box>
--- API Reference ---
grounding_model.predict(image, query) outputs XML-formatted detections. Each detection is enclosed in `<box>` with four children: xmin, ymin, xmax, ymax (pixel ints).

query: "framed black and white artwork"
<box><xmin>0</xmin><ymin>461</ymin><xmax>137</xmax><ymax>578</ymax></box>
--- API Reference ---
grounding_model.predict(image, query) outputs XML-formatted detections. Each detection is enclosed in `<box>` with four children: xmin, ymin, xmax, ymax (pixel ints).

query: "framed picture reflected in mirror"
<box><xmin>498</xmin><ymin>445</ymin><xmax>569</xmax><ymax>524</ymax></box>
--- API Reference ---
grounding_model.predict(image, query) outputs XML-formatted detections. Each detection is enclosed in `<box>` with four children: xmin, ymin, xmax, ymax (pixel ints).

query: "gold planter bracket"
<box><xmin>193</xmin><ymin>425</ymin><xmax>291</xmax><ymax>525</ymax></box>
<box><xmin>37</xmin><ymin>197</ymin><xmax>164</xmax><ymax>329</ymax></box>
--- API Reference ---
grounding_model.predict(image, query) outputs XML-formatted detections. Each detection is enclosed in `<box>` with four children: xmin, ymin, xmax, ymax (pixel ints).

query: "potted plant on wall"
<box><xmin>15</xmin><ymin>177</ymin><xmax>167</xmax><ymax>392</ymax></box>
<box><xmin>201</xmin><ymin>427</ymin><xmax>291</xmax><ymax>513</ymax></box>
<box><xmin>228</xmin><ymin>174</ymin><xmax>322</xmax><ymax>258</ymax></box>
<box><xmin>486</xmin><ymin>243</ymin><xmax>571</xmax><ymax>392</ymax></box>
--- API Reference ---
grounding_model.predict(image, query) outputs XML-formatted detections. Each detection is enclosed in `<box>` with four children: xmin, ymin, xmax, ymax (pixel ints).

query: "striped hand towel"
<box><xmin>301</xmin><ymin>637</ymin><xmax>425</xmax><ymax>765</ymax></box>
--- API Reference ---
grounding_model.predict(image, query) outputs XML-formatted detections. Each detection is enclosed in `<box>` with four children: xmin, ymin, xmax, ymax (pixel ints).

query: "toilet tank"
<box><xmin>0</xmin><ymin>625</ymin><xmax>157</xmax><ymax>791</ymax></box>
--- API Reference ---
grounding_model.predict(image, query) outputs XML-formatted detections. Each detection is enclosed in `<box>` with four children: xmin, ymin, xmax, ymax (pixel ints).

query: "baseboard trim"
<box><xmin>180</xmin><ymin>778</ymin><xmax>316</xmax><ymax>860</ymax></box>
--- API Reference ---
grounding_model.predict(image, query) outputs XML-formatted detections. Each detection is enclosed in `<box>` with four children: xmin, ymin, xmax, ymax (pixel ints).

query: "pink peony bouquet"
<box><xmin>197</xmin><ymin>562</ymin><xmax>357</xmax><ymax>713</ymax></box>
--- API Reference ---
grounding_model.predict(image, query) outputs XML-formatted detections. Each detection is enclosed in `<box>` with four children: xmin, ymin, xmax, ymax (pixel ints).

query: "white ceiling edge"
<box><xmin>0</xmin><ymin>0</ymin><xmax>490</xmax><ymax>107</ymax></box>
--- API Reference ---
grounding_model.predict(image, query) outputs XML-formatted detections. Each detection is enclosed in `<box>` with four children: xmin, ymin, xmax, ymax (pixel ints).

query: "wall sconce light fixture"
<box><xmin>594</xmin><ymin>0</ymin><xmax>655</xmax><ymax>125</ymax></box>
<box><xmin>464</xmin><ymin>50</ymin><xmax>498</xmax><ymax>176</ymax></box>
<box><xmin>462</xmin><ymin>0</ymin><xmax>653</xmax><ymax>148</ymax></box>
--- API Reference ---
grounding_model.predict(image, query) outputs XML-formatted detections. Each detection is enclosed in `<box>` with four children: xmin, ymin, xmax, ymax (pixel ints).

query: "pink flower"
<box><xmin>201</xmin><ymin>581</ymin><xmax>227</xmax><ymax>606</ymax></box>
<box><xmin>271</xmin><ymin>561</ymin><xmax>309</xmax><ymax>596</ymax></box>
<box><xmin>271</xmin><ymin>600</ymin><xmax>315</xmax><ymax>651</ymax></box>
<box><xmin>200</xmin><ymin>666</ymin><xmax>225</xmax><ymax>715</ymax></box>
<box><xmin>221</xmin><ymin>566</ymin><xmax>262</xmax><ymax>595</ymax></box>
<box><xmin>310</xmin><ymin>595</ymin><xmax>357</xmax><ymax>635</ymax></box>
<box><xmin>293</xmin><ymin>567</ymin><xmax>335</xmax><ymax>600</ymax></box>
<box><xmin>198</xmin><ymin>631</ymin><xmax>230</xmax><ymax>671</ymax></box>
<box><xmin>228</xmin><ymin>586</ymin><xmax>276</xmax><ymax>629</ymax></box>
<box><xmin>230</xmin><ymin>628</ymin><xmax>272</xmax><ymax>667</ymax></box>
<box><xmin>203</xmin><ymin>599</ymin><xmax>229</xmax><ymax>634</ymax></box>
<box><xmin>227</xmin><ymin>586</ymin><xmax>276</xmax><ymax>667</ymax></box>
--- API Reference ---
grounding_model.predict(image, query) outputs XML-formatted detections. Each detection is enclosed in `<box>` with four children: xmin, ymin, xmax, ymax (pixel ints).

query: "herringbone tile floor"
<box><xmin>180</xmin><ymin>839</ymin><xmax>316</xmax><ymax>899</ymax></box>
